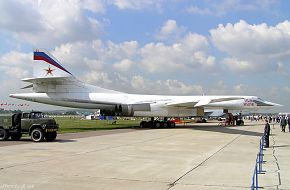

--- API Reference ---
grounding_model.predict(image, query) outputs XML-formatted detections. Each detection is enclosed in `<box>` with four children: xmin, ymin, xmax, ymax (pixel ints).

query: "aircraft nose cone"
<box><xmin>9</xmin><ymin>94</ymin><xmax>17</xmax><ymax>98</ymax></box>
<box><xmin>264</xmin><ymin>101</ymin><xmax>283</xmax><ymax>107</ymax></box>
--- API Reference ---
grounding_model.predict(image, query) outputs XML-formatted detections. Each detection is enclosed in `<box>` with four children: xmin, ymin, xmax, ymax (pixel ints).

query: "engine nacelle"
<box><xmin>115</xmin><ymin>103</ymin><xmax>151</xmax><ymax>117</ymax></box>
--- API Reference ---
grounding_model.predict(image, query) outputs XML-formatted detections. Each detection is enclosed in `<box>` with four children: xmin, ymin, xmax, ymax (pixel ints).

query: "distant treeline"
<box><xmin>0</xmin><ymin>109</ymin><xmax>22</xmax><ymax>114</ymax></box>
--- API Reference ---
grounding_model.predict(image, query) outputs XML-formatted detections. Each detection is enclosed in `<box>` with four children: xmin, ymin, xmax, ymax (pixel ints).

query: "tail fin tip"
<box><xmin>33</xmin><ymin>49</ymin><xmax>72</xmax><ymax>76</ymax></box>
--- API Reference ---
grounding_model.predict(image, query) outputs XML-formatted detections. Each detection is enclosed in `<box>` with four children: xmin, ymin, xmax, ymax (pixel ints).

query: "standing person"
<box><xmin>280</xmin><ymin>116</ymin><xmax>287</xmax><ymax>132</ymax></box>
<box><xmin>264</xmin><ymin>120</ymin><xmax>271</xmax><ymax>148</ymax></box>
<box><xmin>288</xmin><ymin>116</ymin><xmax>290</xmax><ymax>132</ymax></box>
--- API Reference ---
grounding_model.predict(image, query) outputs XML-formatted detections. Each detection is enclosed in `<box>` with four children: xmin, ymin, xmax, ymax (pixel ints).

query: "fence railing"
<box><xmin>251</xmin><ymin>135</ymin><xmax>265</xmax><ymax>189</ymax></box>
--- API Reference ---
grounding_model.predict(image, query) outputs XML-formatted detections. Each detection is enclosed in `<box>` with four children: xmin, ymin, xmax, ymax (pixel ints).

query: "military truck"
<box><xmin>0</xmin><ymin>111</ymin><xmax>59</xmax><ymax>142</ymax></box>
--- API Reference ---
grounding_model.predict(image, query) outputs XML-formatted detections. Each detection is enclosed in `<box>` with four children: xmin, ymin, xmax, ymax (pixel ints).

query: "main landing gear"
<box><xmin>140</xmin><ymin>117</ymin><xmax>176</xmax><ymax>128</ymax></box>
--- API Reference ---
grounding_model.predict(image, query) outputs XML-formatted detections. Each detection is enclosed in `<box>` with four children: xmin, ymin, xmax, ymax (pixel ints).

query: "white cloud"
<box><xmin>130</xmin><ymin>75</ymin><xmax>203</xmax><ymax>95</ymax></box>
<box><xmin>140</xmin><ymin>32</ymin><xmax>215</xmax><ymax>73</ymax></box>
<box><xmin>187</xmin><ymin>0</ymin><xmax>278</xmax><ymax>16</ymax></box>
<box><xmin>0</xmin><ymin>51</ymin><xmax>32</xmax><ymax>78</ymax></box>
<box><xmin>222</xmin><ymin>57</ymin><xmax>255</xmax><ymax>72</ymax></box>
<box><xmin>81</xmin><ymin>0</ymin><xmax>106</xmax><ymax>13</ymax></box>
<box><xmin>47</xmin><ymin>27</ymin><xmax>215</xmax><ymax>76</ymax></box>
<box><xmin>81</xmin><ymin>71</ymin><xmax>112</xmax><ymax>86</ymax></box>
<box><xmin>0</xmin><ymin>0</ymin><xmax>104</xmax><ymax>46</ymax></box>
<box><xmin>211</xmin><ymin>20</ymin><xmax>290</xmax><ymax>73</ymax></box>
<box><xmin>156</xmin><ymin>19</ymin><xmax>186</xmax><ymax>41</ymax></box>
<box><xmin>211</xmin><ymin>20</ymin><xmax>290</xmax><ymax>58</ymax></box>
<box><xmin>207</xmin><ymin>80</ymin><xmax>253</xmax><ymax>95</ymax></box>
<box><xmin>110</xmin><ymin>0</ymin><xmax>164</xmax><ymax>10</ymax></box>
<box><xmin>187</xmin><ymin>6</ymin><xmax>212</xmax><ymax>15</ymax></box>
<box><xmin>113</xmin><ymin>59</ymin><xmax>133</xmax><ymax>72</ymax></box>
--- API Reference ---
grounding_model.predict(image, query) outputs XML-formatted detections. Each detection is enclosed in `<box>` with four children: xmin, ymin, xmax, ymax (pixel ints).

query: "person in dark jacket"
<box><xmin>280</xmin><ymin>116</ymin><xmax>287</xmax><ymax>132</ymax></box>
<box><xmin>287</xmin><ymin>116</ymin><xmax>290</xmax><ymax>132</ymax></box>
<box><xmin>264</xmin><ymin>120</ymin><xmax>270</xmax><ymax>148</ymax></box>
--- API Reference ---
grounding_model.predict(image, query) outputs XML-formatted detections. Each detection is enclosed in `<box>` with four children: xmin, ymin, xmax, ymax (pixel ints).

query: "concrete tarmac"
<box><xmin>0</xmin><ymin>121</ymin><xmax>289</xmax><ymax>190</ymax></box>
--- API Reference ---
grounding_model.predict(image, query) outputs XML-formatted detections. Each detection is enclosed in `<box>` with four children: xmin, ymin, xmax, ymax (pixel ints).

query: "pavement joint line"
<box><xmin>1</xmin><ymin>130</ymin><xmax>190</xmax><ymax>170</ymax></box>
<box><xmin>167</xmin><ymin>182</ymin><xmax>250</xmax><ymax>189</ymax></box>
<box><xmin>167</xmin><ymin>125</ymin><xmax>253</xmax><ymax>190</ymax></box>
<box><xmin>271</xmin><ymin>133</ymin><xmax>281</xmax><ymax>189</ymax></box>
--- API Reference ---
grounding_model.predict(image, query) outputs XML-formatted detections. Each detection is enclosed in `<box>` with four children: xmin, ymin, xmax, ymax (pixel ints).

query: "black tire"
<box><xmin>148</xmin><ymin>121</ymin><xmax>154</xmax><ymax>128</ymax></box>
<box><xmin>163</xmin><ymin>121</ymin><xmax>168</xmax><ymax>128</ymax></box>
<box><xmin>10</xmin><ymin>133</ymin><xmax>22</xmax><ymax>141</ymax></box>
<box><xmin>166</xmin><ymin>121</ymin><xmax>172</xmax><ymax>128</ymax></box>
<box><xmin>154</xmin><ymin>121</ymin><xmax>161</xmax><ymax>128</ymax></box>
<box><xmin>31</xmin><ymin>128</ymin><xmax>44</xmax><ymax>142</ymax></box>
<box><xmin>0</xmin><ymin>128</ymin><xmax>9</xmax><ymax>141</ymax></box>
<box><xmin>140</xmin><ymin>121</ymin><xmax>147</xmax><ymax>128</ymax></box>
<box><xmin>170</xmin><ymin>121</ymin><xmax>176</xmax><ymax>128</ymax></box>
<box><xmin>45</xmin><ymin>132</ymin><xmax>57</xmax><ymax>141</ymax></box>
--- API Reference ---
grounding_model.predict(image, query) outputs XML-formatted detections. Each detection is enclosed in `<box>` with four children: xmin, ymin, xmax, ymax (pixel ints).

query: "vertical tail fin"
<box><xmin>33</xmin><ymin>49</ymin><xmax>73</xmax><ymax>78</ymax></box>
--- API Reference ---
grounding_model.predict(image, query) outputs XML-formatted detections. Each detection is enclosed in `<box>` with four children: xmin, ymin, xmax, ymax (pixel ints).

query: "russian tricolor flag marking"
<box><xmin>34</xmin><ymin>51</ymin><xmax>72</xmax><ymax>75</ymax></box>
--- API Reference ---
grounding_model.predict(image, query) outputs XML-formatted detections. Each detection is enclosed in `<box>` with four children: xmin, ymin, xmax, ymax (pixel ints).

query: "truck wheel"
<box><xmin>10</xmin><ymin>133</ymin><xmax>22</xmax><ymax>141</ymax></box>
<box><xmin>31</xmin><ymin>128</ymin><xmax>44</xmax><ymax>142</ymax></box>
<box><xmin>45</xmin><ymin>132</ymin><xmax>57</xmax><ymax>141</ymax></box>
<box><xmin>140</xmin><ymin>121</ymin><xmax>147</xmax><ymax>128</ymax></box>
<box><xmin>0</xmin><ymin>128</ymin><xmax>9</xmax><ymax>141</ymax></box>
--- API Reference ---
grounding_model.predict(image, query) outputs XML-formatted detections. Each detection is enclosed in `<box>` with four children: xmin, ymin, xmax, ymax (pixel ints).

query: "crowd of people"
<box><xmin>263</xmin><ymin>114</ymin><xmax>289</xmax><ymax>148</ymax></box>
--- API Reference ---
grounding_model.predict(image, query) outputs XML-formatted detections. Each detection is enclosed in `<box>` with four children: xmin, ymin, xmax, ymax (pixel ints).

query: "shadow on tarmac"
<box><xmin>272</xmin><ymin>145</ymin><xmax>290</xmax><ymax>148</ymax></box>
<box><xmin>190</xmin><ymin>125</ymin><xmax>263</xmax><ymax>137</ymax></box>
<box><xmin>136</xmin><ymin>124</ymin><xmax>263</xmax><ymax>137</ymax></box>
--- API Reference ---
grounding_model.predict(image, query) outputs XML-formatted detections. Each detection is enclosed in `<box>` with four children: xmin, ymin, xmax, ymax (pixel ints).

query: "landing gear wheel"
<box><xmin>10</xmin><ymin>133</ymin><xmax>22</xmax><ymax>141</ymax></box>
<box><xmin>154</xmin><ymin>121</ymin><xmax>161</xmax><ymax>128</ymax></box>
<box><xmin>45</xmin><ymin>132</ymin><xmax>57</xmax><ymax>141</ymax></box>
<box><xmin>0</xmin><ymin>128</ymin><xmax>9</xmax><ymax>141</ymax></box>
<box><xmin>163</xmin><ymin>121</ymin><xmax>168</xmax><ymax>128</ymax></box>
<box><xmin>170</xmin><ymin>121</ymin><xmax>176</xmax><ymax>128</ymax></box>
<box><xmin>31</xmin><ymin>128</ymin><xmax>44</xmax><ymax>142</ymax></box>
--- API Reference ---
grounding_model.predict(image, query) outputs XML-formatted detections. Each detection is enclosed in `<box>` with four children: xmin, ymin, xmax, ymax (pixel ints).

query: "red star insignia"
<box><xmin>45</xmin><ymin>65</ymin><xmax>54</xmax><ymax>76</ymax></box>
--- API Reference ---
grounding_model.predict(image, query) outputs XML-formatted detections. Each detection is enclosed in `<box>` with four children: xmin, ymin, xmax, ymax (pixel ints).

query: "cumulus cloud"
<box><xmin>222</xmin><ymin>57</ymin><xmax>255</xmax><ymax>72</ymax></box>
<box><xmin>81</xmin><ymin>71</ymin><xmax>112</xmax><ymax>86</ymax></box>
<box><xmin>44</xmin><ymin>27</ymin><xmax>215</xmax><ymax>77</ymax></box>
<box><xmin>110</xmin><ymin>0</ymin><xmax>164</xmax><ymax>10</ymax></box>
<box><xmin>0</xmin><ymin>51</ymin><xmax>32</xmax><ymax>78</ymax></box>
<box><xmin>207</xmin><ymin>80</ymin><xmax>253</xmax><ymax>95</ymax></box>
<box><xmin>211</xmin><ymin>20</ymin><xmax>290</xmax><ymax>73</ymax></box>
<box><xmin>130</xmin><ymin>75</ymin><xmax>203</xmax><ymax>95</ymax></box>
<box><xmin>140</xmin><ymin>32</ymin><xmax>215</xmax><ymax>73</ymax></box>
<box><xmin>156</xmin><ymin>19</ymin><xmax>186</xmax><ymax>41</ymax></box>
<box><xmin>81</xmin><ymin>0</ymin><xmax>106</xmax><ymax>13</ymax></box>
<box><xmin>0</xmin><ymin>0</ymin><xmax>104</xmax><ymax>46</ymax></box>
<box><xmin>113</xmin><ymin>59</ymin><xmax>133</xmax><ymax>72</ymax></box>
<box><xmin>211</xmin><ymin>20</ymin><xmax>290</xmax><ymax>58</ymax></box>
<box><xmin>187</xmin><ymin>0</ymin><xmax>278</xmax><ymax>16</ymax></box>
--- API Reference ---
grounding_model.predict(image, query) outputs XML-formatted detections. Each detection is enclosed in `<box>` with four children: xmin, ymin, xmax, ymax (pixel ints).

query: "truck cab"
<box><xmin>0</xmin><ymin>111</ymin><xmax>59</xmax><ymax>142</ymax></box>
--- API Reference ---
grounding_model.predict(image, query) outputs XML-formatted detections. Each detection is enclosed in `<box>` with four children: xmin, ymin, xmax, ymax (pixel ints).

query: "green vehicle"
<box><xmin>0</xmin><ymin>111</ymin><xmax>59</xmax><ymax>142</ymax></box>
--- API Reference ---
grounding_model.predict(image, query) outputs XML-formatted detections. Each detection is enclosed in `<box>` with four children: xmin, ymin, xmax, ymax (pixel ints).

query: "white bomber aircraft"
<box><xmin>10</xmin><ymin>50</ymin><xmax>281</xmax><ymax>127</ymax></box>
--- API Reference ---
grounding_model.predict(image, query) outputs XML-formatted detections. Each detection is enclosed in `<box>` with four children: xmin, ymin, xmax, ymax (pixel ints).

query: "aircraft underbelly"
<box><xmin>133</xmin><ymin>105</ymin><xmax>203</xmax><ymax>117</ymax></box>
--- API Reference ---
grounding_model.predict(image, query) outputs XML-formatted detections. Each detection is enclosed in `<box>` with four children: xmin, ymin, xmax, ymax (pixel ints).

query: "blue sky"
<box><xmin>0</xmin><ymin>0</ymin><xmax>290</xmax><ymax>112</ymax></box>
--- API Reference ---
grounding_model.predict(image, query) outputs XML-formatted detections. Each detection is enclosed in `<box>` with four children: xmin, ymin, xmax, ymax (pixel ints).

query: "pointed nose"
<box><xmin>261</xmin><ymin>100</ymin><xmax>283</xmax><ymax>107</ymax></box>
